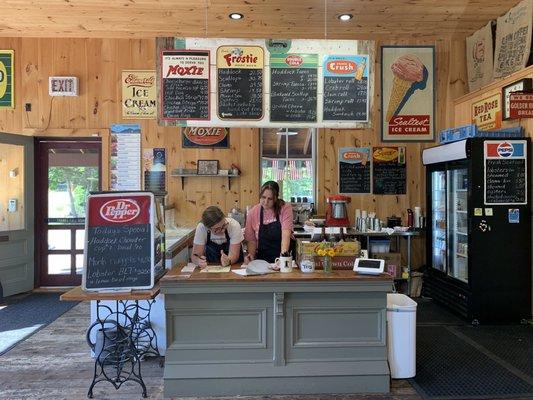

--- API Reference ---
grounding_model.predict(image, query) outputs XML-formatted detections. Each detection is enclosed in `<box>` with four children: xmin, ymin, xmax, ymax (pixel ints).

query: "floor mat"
<box><xmin>453</xmin><ymin>324</ymin><xmax>533</xmax><ymax>380</ymax></box>
<box><xmin>415</xmin><ymin>298</ymin><xmax>466</xmax><ymax>326</ymax></box>
<box><xmin>0</xmin><ymin>292</ymin><xmax>79</xmax><ymax>356</ymax></box>
<box><xmin>410</xmin><ymin>325</ymin><xmax>533</xmax><ymax>399</ymax></box>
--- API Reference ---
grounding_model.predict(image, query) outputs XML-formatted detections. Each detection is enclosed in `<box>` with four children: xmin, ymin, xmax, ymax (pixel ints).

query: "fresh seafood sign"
<box><xmin>381</xmin><ymin>46</ymin><xmax>435</xmax><ymax>141</ymax></box>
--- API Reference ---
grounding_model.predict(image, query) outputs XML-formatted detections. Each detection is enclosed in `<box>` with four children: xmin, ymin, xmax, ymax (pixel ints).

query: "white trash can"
<box><xmin>387</xmin><ymin>293</ymin><xmax>417</xmax><ymax>378</ymax></box>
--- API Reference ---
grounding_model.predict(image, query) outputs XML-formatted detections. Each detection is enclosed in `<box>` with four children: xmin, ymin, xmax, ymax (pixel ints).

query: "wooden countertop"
<box><xmin>161</xmin><ymin>264</ymin><xmax>392</xmax><ymax>284</ymax></box>
<box><xmin>60</xmin><ymin>283</ymin><xmax>160</xmax><ymax>302</ymax></box>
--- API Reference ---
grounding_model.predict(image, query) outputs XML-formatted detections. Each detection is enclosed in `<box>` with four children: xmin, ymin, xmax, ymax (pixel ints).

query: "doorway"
<box><xmin>0</xmin><ymin>133</ymin><xmax>34</xmax><ymax>297</ymax></box>
<box><xmin>36</xmin><ymin>139</ymin><xmax>101</xmax><ymax>287</ymax></box>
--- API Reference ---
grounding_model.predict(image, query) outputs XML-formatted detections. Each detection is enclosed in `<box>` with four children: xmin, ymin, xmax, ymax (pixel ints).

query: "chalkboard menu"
<box><xmin>83</xmin><ymin>193</ymin><xmax>155</xmax><ymax>291</ymax></box>
<box><xmin>339</xmin><ymin>147</ymin><xmax>371</xmax><ymax>194</ymax></box>
<box><xmin>270</xmin><ymin>54</ymin><xmax>318</xmax><ymax>122</ymax></box>
<box><xmin>217</xmin><ymin>46</ymin><xmax>263</xmax><ymax>120</ymax></box>
<box><xmin>372</xmin><ymin>147</ymin><xmax>406</xmax><ymax>195</ymax></box>
<box><xmin>323</xmin><ymin>55</ymin><xmax>369</xmax><ymax>121</ymax></box>
<box><xmin>484</xmin><ymin>140</ymin><xmax>527</xmax><ymax>205</ymax></box>
<box><xmin>161</xmin><ymin>50</ymin><xmax>210</xmax><ymax>120</ymax></box>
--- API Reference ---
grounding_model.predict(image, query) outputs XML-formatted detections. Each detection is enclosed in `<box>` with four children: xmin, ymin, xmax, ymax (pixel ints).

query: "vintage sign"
<box><xmin>493</xmin><ymin>0</ymin><xmax>532</xmax><ymax>78</ymax></box>
<box><xmin>381</xmin><ymin>46</ymin><xmax>435</xmax><ymax>142</ymax></box>
<box><xmin>122</xmin><ymin>70</ymin><xmax>156</xmax><ymax>119</ymax></box>
<box><xmin>466</xmin><ymin>22</ymin><xmax>494</xmax><ymax>92</ymax></box>
<box><xmin>472</xmin><ymin>93</ymin><xmax>502</xmax><ymax>130</ymax></box>
<box><xmin>0</xmin><ymin>50</ymin><xmax>14</xmax><ymax>108</ymax></box>
<box><xmin>338</xmin><ymin>147</ymin><xmax>371</xmax><ymax>194</ymax></box>
<box><xmin>509</xmin><ymin>92</ymin><xmax>533</xmax><ymax>118</ymax></box>
<box><xmin>182</xmin><ymin>127</ymin><xmax>229</xmax><ymax>148</ymax></box>
<box><xmin>49</xmin><ymin>76</ymin><xmax>78</xmax><ymax>96</ymax></box>
<box><xmin>216</xmin><ymin>46</ymin><xmax>264</xmax><ymax>120</ymax></box>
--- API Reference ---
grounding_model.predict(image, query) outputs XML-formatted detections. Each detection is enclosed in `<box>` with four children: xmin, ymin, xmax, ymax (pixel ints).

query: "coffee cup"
<box><xmin>275</xmin><ymin>256</ymin><xmax>293</xmax><ymax>273</ymax></box>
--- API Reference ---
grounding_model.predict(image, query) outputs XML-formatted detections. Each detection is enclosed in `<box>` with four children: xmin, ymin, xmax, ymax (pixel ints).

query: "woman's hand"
<box><xmin>220</xmin><ymin>250</ymin><xmax>231</xmax><ymax>267</ymax></box>
<box><xmin>193</xmin><ymin>253</ymin><xmax>207</xmax><ymax>268</ymax></box>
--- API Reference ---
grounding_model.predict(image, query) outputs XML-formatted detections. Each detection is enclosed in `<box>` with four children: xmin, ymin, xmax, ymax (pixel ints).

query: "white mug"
<box><xmin>275</xmin><ymin>256</ymin><xmax>293</xmax><ymax>273</ymax></box>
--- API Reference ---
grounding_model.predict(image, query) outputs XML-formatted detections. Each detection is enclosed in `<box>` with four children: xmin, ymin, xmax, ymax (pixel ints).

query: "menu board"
<box><xmin>83</xmin><ymin>193</ymin><xmax>155</xmax><ymax>291</ymax></box>
<box><xmin>338</xmin><ymin>147</ymin><xmax>371</xmax><ymax>194</ymax></box>
<box><xmin>110</xmin><ymin>124</ymin><xmax>141</xmax><ymax>191</ymax></box>
<box><xmin>161</xmin><ymin>50</ymin><xmax>210</xmax><ymax>120</ymax></box>
<box><xmin>217</xmin><ymin>46</ymin><xmax>264</xmax><ymax>120</ymax></box>
<box><xmin>270</xmin><ymin>54</ymin><xmax>318</xmax><ymax>122</ymax></box>
<box><xmin>323</xmin><ymin>55</ymin><xmax>369</xmax><ymax>121</ymax></box>
<box><xmin>484</xmin><ymin>140</ymin><xmax>527</xmax><ymax>205</ymax></box>
<box><xmin>372</xmin><ymin>147</ymin><xmax>406</xmax><ymax>195</ymax></box>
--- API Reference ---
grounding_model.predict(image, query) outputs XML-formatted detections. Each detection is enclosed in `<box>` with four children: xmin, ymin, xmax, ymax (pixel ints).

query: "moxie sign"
<box><xmin>472</xmin><ymin>93</ymin><xmax>502</xmax><ymax>130</ymax></box>
<box><xmin>182</xmin><ymin>127</ymin><xmax>229</xmax><ymax>148</ymax></box>
<box><xmin>509</xmin><ymin>92</ymin><xmax>533</xmax><ymax>119</ymax></box>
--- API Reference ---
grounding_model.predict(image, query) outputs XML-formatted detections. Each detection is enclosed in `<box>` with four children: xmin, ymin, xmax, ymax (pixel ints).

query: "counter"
<box><xmin>161</xmin><ymin>266</ymin><xmax>393</xmax><ymax>396</ymax></box>
<box><xmin>165</xmin><ymin>227</ymin><xmax>195</xmax><ymax>267</ymax></box>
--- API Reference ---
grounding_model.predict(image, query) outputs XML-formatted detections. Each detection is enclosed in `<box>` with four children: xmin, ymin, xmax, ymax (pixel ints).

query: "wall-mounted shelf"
<box><xmin>170</xmin><ymin>173</ymin><xmax>240</xmax><ymax>190</ymax></box>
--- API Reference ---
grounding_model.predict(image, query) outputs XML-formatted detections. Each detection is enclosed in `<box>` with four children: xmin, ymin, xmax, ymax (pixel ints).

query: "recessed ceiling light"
<box><xmin>229</xmin><ymin>13</ymin><xmax>244</xmax><ymax>20</ymax></box>
<box><xmin>338</xmin><ymin>14</ymin><xmax>353</xmax><ymax>21</ymax></box>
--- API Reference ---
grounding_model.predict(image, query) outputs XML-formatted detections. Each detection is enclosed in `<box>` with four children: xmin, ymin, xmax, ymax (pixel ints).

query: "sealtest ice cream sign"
<box><xmin>381</xmin><ymin>46</ymin><xmax>435</xmax><ymax>142</ymax></box>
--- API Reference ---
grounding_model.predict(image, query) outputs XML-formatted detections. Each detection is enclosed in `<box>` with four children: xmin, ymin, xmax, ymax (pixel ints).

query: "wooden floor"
<box><xmin>0</xmin><ymin>301</ymin><xmax>421</xmax><ymax>400</ymax></box>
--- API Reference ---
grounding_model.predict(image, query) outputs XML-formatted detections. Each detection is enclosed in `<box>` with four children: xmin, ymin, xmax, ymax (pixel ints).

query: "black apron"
<box><xmin>205</xmin><ymin>229</ymin><xmax>244</xmax><ymax>263</ymax></box>
<box><xmin>256</xmin><ymin>207</ymin><xmax>283</xmax><ymax>263</ymax></box>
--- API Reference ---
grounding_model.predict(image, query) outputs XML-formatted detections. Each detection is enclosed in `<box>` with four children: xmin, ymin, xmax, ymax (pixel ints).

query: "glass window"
<box><xmin>75</xmin><ymin>229</ymin><xmax>85</xmax><ymax>250</ymax></box>
<box><xmin>48</xmin><ymin>255</ymin><xmax>71</xmax><ymax>275</ymax></box>
<box><xmin>47</xmin><ymin>148</ymin><xmax>99</xmax><ymax>220</ymax></box>
<box><xmin>260</xmin><ymin>128</ymin><xmax>315</xmax><ymax>203</ymax></box>
<box><xmin>48</xmin><ymin>229</ymin><xmax>71</xmax><ymax>250</ymax></box>
<box><xmin>0</xmin><ymin>143</ymin><xmax>25</xmax><ymax>231</ymax></box>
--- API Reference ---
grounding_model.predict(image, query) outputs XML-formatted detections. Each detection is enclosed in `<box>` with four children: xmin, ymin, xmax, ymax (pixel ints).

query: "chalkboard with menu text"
<box><xmin>372</xmin><ymin>147</ymin><xmax>406</xmax><ymax>195</ymax></box>
<box><xmin>161</xmin><ymin>50</ymin><xmax>210</xmax><ymax>120</ymax></box>
<box><xmin>323</xmin><ymin>55</ymin><xmax>369</xmax><ymax>121</ymax></box>
<box><xmin>82</xmin><ymin>192</ymin><xmax>155</xmax><ymax>291</ymax></box>
<box><xmin>217</xmin><ymin>46</ymin><xmax>264</xmax><ymax>120</ymax></box>
<box><xmin>484</xmin><ymin>140</ymin><xmax>527</xmax><ymax>205</ymax></box>
<box><xmin>338</xmin><ymin>147</ymin><xmax>371</xmax><ymax>194</ymax></box>
<box><xmin>270</xmin><ymin>54</ymin><xmax>318</xmax><ymax>122</ymax></box>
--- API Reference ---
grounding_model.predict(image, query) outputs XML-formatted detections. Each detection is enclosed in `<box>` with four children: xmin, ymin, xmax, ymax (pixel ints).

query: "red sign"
<box><xmin>88</xmin><ymin>195</ymin><xmax>151</xmax><ymax>226</ymax></box>
<box><xmin>182</xmin><ymin>127</ymin><xmax>229</xmax><ymax>147</ymax></box>
<box><xmin>388</xmin><ymin>115</ymin><xmax>430</xmax><ymax>135</ymax></box>
<box><xmin>326</xmin><ymin>60</ymin><xmax>356</xmax><ymax>74</ymax></box>
<box><xmin>285</xmin><ymin>55</ymin><xmax>303</xmax><ymax>67</ymax></box>
<box><xmin>509</xmin><ymin>92</ymin><xmax>533</xmax><ymax>119</ymax></box>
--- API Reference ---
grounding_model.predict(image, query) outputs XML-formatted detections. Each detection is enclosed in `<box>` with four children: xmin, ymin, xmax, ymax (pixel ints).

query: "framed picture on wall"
<box><xmin>502</xmin><ymin>78</ymin><xmax>533</xmax><ymax>120</ymax></box>
<box><xmin>381</xmin><ymin>46</ymin><xmax>435</xmax><ymax>142</ymax></box>
<box><xmin>197</xmin><ymin>160</ymin><xmax>219</xmax><ymax>175</ymax></box>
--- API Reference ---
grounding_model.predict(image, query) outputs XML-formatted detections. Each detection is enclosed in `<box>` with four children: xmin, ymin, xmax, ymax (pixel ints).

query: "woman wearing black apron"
<box><xmin>191</xmin><ymin>206</ymin><xmax>244</xmax><ymax>268</ymax></box>
<box><xmin>244</xmin><ymin>181</ymin><xmax>294</xmax><ymax>264</ymax></box>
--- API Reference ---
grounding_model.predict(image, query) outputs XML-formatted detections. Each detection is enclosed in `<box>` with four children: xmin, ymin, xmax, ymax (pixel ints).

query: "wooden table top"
<box><xmin>60</xmin><ymin>283</ymin><xmax>160</xmax><ymax>302</ymax></box>
<box><xmin>161</xmin><ymin>264</ymin><xmax>392</xmax><ymax>284</ymax></box>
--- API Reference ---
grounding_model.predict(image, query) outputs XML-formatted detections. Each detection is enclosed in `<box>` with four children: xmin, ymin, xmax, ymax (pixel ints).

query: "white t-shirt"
<box><xmin>193</xmin><ymin>217</ymin><xmax>244</xmax><ymax>246</ymax></box>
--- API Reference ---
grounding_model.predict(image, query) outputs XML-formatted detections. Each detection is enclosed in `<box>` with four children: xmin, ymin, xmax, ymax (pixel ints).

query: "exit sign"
<box><xmin>49</xmin><ymin>76</ymin><xmax>78</xmax><ymax>96</ymax></box>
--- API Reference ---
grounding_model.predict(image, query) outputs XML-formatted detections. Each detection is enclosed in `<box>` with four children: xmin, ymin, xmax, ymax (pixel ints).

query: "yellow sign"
<box><xmin>121</xmin><ymin>70</ymin><xmax>156</xmax><ymax>119</ymax></box>
<box><xmin>216</xmin><ymin>46</ymin><xmax>264</xmax><ymax>69</ymax></box>
<box><xmin>0</xmin><ymin>50</ymin><xmax>14</xmax><ymax>108</ymax></box>
<box><xmin>472</xmin><ymin>93</ymin><xmax>502</xmax><ymax>130</ymax></box>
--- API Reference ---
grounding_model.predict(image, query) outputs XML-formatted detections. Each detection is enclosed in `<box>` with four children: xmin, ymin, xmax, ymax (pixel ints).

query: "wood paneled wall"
<box><xmin>0</xmin><ymin>37</ymin><xmax>470</xmax><ymax>268</ymax></box>
<box><xmin>0</xmin><ymin>143</ymin><xmax>24</xmax><ymax>231</ymax></box>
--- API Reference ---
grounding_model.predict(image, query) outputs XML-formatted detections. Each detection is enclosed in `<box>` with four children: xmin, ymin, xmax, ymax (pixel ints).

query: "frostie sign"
<box><xmin>381</xmin><ymin>46</ymin><xmax>435</xmax><ymax>142</ymax></box>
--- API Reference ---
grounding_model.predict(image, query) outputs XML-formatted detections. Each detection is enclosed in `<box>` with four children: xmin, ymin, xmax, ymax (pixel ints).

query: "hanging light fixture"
<box><xmin>276</xmin><ymin>128</ymin><xmax>298</xmax><ymax>136</ymax></box>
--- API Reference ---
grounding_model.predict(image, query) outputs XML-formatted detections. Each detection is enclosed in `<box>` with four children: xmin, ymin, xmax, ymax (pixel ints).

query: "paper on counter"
<box><xmin>200</xmin><ymin>265</ymin><xmax>231</xmax><ymax>273</ymax></box>
<box><xmin>181</xmin><ymin>263</ymin><xmax>198</xmax><ymax>273</ymax></box>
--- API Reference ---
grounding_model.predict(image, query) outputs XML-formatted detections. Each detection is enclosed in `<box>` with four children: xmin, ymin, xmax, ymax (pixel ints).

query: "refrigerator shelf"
<box><xmin>456</xmin><ymin>231</ymin><xmax>468</xmax><ymax>235</ymax></box>
<box><xmin>456</xmin><ymin>252</ymin><xmax>468</xmax><ymax>258</ymax></box>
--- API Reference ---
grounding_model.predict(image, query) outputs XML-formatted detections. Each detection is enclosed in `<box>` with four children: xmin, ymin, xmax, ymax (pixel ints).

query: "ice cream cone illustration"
<box><xmin>385</xmin><ymin>54</ymin><xmax>424</xmax><ymax>122</ymax></box>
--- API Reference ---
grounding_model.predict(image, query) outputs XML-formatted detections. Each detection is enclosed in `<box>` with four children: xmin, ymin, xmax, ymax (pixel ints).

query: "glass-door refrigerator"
<box><xmin>423</xmin><ymin>138</ymin><xmax>531</xmax><ymax>324</ymax></box>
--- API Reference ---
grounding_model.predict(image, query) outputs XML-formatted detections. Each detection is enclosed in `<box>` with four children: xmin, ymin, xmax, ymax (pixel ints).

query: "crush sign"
<box><xmin>82</xmin><ymin>193</ymin><xmax>155</xmax><ymax>291</ymax></box>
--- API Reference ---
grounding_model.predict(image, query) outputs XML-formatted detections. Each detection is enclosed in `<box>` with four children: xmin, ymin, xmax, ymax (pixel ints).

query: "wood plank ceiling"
<box><xmin>0</xmin><ymin>0</ymin><xmax>522</xmax><ymax>39</ymax></box>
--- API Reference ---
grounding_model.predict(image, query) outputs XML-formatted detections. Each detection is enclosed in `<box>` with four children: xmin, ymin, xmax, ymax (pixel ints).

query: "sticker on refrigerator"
<box><xmin>484</xmin><ymin>208</ymin><xmax>493</xmax><ymax>216</ymax></box>
<box><xmin>508</xmin><ymin>209</ymin><xmax>520</xmax><ymax>224</ymax></box>
<box><xmin>474</xmin><ymin>208</ymin><xmax>483</xmax><ymax>216</ymax></box>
